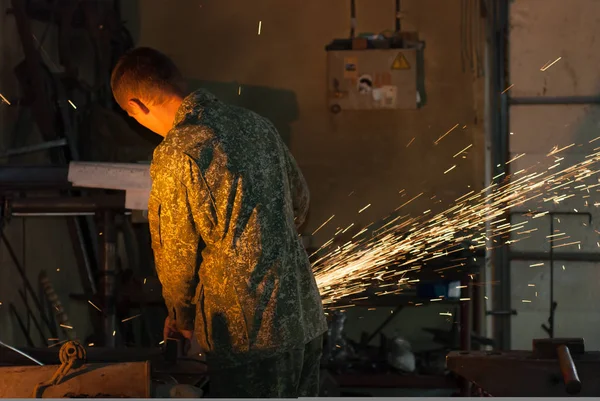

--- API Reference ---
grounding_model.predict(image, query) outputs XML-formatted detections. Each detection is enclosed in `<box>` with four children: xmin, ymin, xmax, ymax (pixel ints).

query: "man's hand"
<box><xmin>163</xmin><ymin>316</ymin><xmax>193</xmax><ymax>341</ymax></box>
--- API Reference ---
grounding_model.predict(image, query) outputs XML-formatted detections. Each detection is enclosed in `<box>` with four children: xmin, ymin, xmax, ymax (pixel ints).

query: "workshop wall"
<box><xmin>124</xmin><ymin>0</ymin><xmax>486</xmax><ymax>349</ymax></box>
<box><xmin>508</xmin><ymin>0</ymin><xmax>600</xmax><ymax>350</ymax></box>
<box><xmin>0</xmin><ymin>0</ymin><xmax>486</xmax><ymax>351</ymax></box>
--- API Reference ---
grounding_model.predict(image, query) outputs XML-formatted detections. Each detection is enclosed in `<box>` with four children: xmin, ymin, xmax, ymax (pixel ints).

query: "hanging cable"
<box><xmin>350</xmin><ymin>0</ymin><xmax>357</xmax><ymax>38</ymax></box>
<box><xmin>395</xmin><ymin>0</ymin><xmax>401</xmax><ymax>33</ymax></box>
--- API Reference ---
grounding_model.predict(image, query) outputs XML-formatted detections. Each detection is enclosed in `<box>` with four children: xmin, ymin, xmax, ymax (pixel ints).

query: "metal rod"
<box><xmin>510</xmin><ymin>96</ymin><xmax>600</xmax><ymax>105</ymax></box>
<box><xmin>460</xmin><ymin>279</ymin><xmax>473</xmax><ymax>351</ymax></box>
<box><xmin>0</xmin><ymin>233</ymin><xmax>57</xmax><ymax>337</ymax></box>
<box><xmin>18</xmin><ymin>289</ymin><xmax>48</xmax><ymax>346</ymax></box>
<box><xmin>101</xmin><ymin>211</ymin><xmax>118</xmax><ymax>347</ymax></box>
<box><xmin>9</xmin><ymin>194</ymin><xmax>126</xmax><ymax>214</ymax></box>
<box><xmin>549</xmin><ymin>216</ymin><xmax>554</xmax><ymax>338</ymax></box>
<box><xmin>0</xmin><ymin>138</ymin><xmax>67</xmax><ymax>158</ymax></box>
<box><xmin>509</xmin><ymin>251</ymin><xmax>600</xmax><ymax>262</ymax></box>
<box><xmin>0</xmin><ymin>339</ymin><xmax>44</xmax><ymax>366</ymax></box>
<box><xmin>488</xmin><ymin>0</ymin><xmax>511</xmax><ymax>351</ymax></box>
<box><xmin>0</xmin><ymin>166</ymin><xmax>70</xmax><ymax>189</ymax></box>
<box><xmin>9</xmin><ymin>304</ymin><xmax>35</xmax><ymax>347</ymax></box>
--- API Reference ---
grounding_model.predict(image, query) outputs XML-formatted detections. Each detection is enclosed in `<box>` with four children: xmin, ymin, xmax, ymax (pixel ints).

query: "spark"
<box><xmin>311</xmin><ymin>215</ymin><xmax>335</xmax><ymax>236</ymax></box>
<box><xmin>68</xmin><ymin>100</ymin><xmax>77</xmax><ymax>109</ymax></box>
<box><xmin>0</xmin><ymin>93</ymin><xmax>11</xmax><ymax>105</ymax></box>
<box><xmin>444</xmin><ymin>165</ymin><xmax>457</xmax><ymax>174</ymax></box>
<box><xmin>88</xmin><ymin>300</ymin><xmax>102</xmax><ymax>312</ymax></box>
<box><xmin>453</xmin><ymin>144</ymin><xmax>472</xmax><ymax>158</ymax></box>
<box><xmin>308</xmin><ymin>131</ymin><xmax>600</xmax><ymax>308</ymax></box>
<box><xmin>406</xmin><ymin>137</ymin><xmax>415</xmax><ymax>147</ymax></box>
<box><xmin>121</xmin><ymin>314</ymin><xmax>142</xmax><ymax>323</ymax></box>
<box><xmin>257</xmin><ymin>21</ymin><xmax>262</xmax><ymax>35</ymax></box>
<box><xmin>540</xmin><ymin>56</ymin><xmax>562</xmax><ymax>71</ymax></box>
<box><xmin>113</xmin><ymin>330</ymin><xmax>116</xmax><ymax>336</ymax></box>
<box><xmin>60</xmin><ymin>324</ymin><xmax>73</xmax><ymax>329</ymax></box>
<box><xmin>238</xmin><ymin>86</ymin><xmax>242</xmax><ymax>95</ymax></box>
<box><xmin>501</xmin><ymin>84</ymin><xmax>514</xmax><ymax>94</ymax></box>
<box><xmin>547</xmin><ymin>143</ymin><xmax>574</xmax><ymax>156</ymax></box>
<box><xmin>506</xmin><ymin>153</ymin><xmax>525</xmax><ymax>165</ymax></box>
<box><xmin>358</xmin><ymin>204</ymin><xmax>371</xmax><ymax>213</ymax></box>
<box><xmin>434</xmin><ymin>123</ymin><xmax>459</xmax><ymax>145</ymax></box>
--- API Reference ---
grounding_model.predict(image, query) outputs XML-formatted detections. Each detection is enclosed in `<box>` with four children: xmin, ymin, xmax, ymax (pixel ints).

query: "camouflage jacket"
<box><xmin>148</xmin><ymin>89</ymin><xmax>327</xmax><ymax>367</ymax></box>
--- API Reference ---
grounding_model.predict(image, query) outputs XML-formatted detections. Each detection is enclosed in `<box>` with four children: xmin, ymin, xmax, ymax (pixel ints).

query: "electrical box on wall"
<box><xmin>326</xmin><ymin>48</ymin><xmax>420</xmax><ymax>112</ymax></box>
<box><xmin>325</xmin><ymin>0</ymin><xmax>425</xmax><ymax>113</ymax></box>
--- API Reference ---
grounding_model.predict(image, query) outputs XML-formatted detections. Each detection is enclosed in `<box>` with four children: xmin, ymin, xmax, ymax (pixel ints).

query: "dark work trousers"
<box><xmin>208</xmin><ymin>335</ymin><xmax>324</xmax><ymax>398</ymax></box>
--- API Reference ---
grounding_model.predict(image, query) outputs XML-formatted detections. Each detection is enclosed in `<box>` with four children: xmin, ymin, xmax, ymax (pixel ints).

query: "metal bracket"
<box><xmin>33</xmin><ymin>341</ymin><xmax>87</xmax><ymax>398</ymax></box>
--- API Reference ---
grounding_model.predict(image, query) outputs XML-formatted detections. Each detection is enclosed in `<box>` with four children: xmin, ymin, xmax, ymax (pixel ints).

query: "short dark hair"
<box><xmin>110</xmin><ymin>47</ymin><xmax>186</xmax><ymax>109</ymax></box>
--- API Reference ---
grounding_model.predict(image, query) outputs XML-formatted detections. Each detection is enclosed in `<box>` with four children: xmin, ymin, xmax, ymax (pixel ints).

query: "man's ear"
<box><xmin>128</xmin><ymin>98</ymin><xmax>150</xmax><ymax>115</ymax></box>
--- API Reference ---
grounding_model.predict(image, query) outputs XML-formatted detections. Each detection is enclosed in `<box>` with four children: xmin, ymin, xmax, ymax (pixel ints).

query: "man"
<box><xmin>110</xmin><ymin>47</ymin><xmax>328</xmax><ymax>398</ymax></box>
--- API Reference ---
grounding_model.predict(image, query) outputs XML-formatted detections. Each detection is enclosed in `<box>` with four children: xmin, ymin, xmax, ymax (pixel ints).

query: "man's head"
<box><xmin>111</xmin><ymin>47</ymin><xmax>187</xmax><ymax>136</ymax></box>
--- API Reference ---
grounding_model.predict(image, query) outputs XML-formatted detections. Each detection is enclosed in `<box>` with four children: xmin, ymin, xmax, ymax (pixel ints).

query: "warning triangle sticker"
<box><xmin>391</xmin><ymin>53</ymin><xmax>410</xmax><ymax>70</ymax></box>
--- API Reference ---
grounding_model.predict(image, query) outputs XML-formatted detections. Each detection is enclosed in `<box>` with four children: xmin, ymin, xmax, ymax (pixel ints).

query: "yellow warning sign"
<box><xmin>391</xmin><ymin>53</ymin><xmax>410</xmax><ymax>70</ymax></box>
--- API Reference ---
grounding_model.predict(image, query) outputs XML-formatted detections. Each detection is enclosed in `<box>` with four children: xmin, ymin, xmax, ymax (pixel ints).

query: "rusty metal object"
<box><xmin>447</xmin><ymin>337</ymin><xmax>598</xmax><ymax>397</ymax></box>
<box><xmin>0</xmin><ymin>361</ymin><xmax>151</xmax><ymax>398</ymax></box>
<box><xmin>33</xmin><ymin>341</ymin><xmax>87</xmax><ymax>397</ymax></box>
<box><xmin>532</xmin><ymin>338</ymin><xmax>583</xmax><ymax>395</ymax></box>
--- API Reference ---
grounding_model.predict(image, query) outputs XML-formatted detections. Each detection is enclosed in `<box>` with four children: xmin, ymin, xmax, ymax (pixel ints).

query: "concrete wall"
<box><xmin>508</xmin><ymin>0</ymin><xmax>600</xmax><ymax>350</ymax></box>
<box><xmin>0</xmin><ymin>0</ymin><xmax>485</xmax><ymax>350</ymax></box>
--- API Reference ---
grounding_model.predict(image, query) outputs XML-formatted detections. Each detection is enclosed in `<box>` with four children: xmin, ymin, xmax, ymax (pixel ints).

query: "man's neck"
<box><xmin>160</xmin><ymin>95</ymin><xmax>184</xmax><ymax>136</ymax></box>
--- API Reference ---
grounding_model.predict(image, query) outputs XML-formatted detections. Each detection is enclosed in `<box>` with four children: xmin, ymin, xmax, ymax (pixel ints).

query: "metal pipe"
<box><xmin>482</xmin><ymin>0</ymin><xmax>493</xmax><ymax>345</ymax></box>
<box><xmin>510</xmin><ymin>96</ymin><xmax>600</xmax><ymax>105</ymax></box>
<box><xmin>9</xmin><ymin>194</ymin><xmax>126</xmax><ymax>214</ymax></box>
<box><xmin>460</xmin><ymin>279</ymin><xmax>473</xmax><ymax>352</ymax></box>
<box><xmin>488</xmin><ymin>0</ymin><xmax>511</xmax><ymax>351</ymax></box>
<box><xmin>0</xmin><ymin>166</ymin><xmax>70</xmax><ymax>189</ymax></box>
<box><xmin>509</xmin><ymin>251</ymin><xmax>600</xmax><ymax>262</ymax></box>
<box><xmin>101</xmin><ymin>211</ymin><xmax>118</xmax><ymax>347</ymax></box>
<box><xmin>0</xmin><ymin>138</ymin><xmax>67</xmax><ymax>158</ymax></box>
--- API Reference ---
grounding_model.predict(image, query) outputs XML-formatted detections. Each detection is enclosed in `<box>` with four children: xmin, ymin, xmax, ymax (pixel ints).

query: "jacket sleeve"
<box><xmin>285</xmin><ymin>149</ymin><xmax>310</xmax><ymax>229</ymax></box>
<box><xmin>150</xmin><ymin>163</ymin><xmax>203</xmax><ymax>331</ymax></box>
